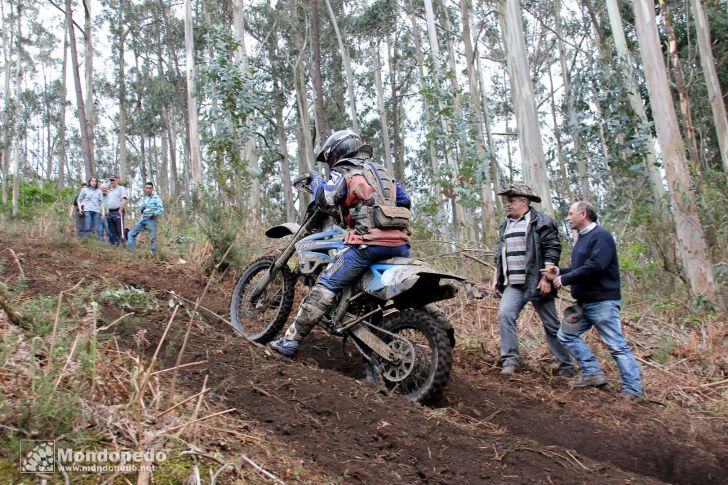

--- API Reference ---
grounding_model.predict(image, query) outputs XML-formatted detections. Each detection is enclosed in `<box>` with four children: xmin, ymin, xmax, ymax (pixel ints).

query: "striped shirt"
<box><xmin>504</xmin><ymin>213</ymin><xmax>529</xmax><ymax>285</ymax></box>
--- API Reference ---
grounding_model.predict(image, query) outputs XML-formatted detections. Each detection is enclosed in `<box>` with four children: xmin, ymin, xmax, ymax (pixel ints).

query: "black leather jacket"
<box><xmin>494</xmin><ymin>208</ymin><xmax>561</xmax><ymax>301</ymax></box>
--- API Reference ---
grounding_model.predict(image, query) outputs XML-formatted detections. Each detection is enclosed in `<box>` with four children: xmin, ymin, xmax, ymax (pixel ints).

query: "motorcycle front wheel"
<box><xmin>364</xmin><ymin>308</ymin><xmax>453</xmax><ymax>404</ymax></box>
<box><xmin>229</xmin><ymin>256</ymin><xmax>296</xmax><ymax>343</ymax></box>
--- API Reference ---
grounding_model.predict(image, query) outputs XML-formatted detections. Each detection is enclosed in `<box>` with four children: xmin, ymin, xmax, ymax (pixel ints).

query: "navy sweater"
<box><xmin>560</xmin><ymin>226</ymin><xmax>621</xmax><ymax>302</ymax></box>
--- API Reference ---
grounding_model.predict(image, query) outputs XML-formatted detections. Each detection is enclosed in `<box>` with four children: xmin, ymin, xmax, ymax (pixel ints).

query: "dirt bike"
<box><xmin>230</xmin><ymin>175</ymin><xmax>464</xmax><ymax>403</ymax></box>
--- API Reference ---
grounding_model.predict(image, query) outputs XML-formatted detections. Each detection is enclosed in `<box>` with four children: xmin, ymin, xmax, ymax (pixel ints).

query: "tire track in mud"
<box><xmin>3</xmin><ymin>236</ymin><xmax>725</xmax><ymax>484</ymax></box>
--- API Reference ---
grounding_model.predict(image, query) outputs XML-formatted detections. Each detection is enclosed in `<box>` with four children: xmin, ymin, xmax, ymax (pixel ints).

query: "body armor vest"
<box><xmin>335</xmin><ymin>158</ymin><xmax>411</xmax><ymax>236</ymax></box>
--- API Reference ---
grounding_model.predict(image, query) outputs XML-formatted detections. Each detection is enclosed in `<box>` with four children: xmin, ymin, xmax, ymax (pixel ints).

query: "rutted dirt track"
<box><xmin>3</xmin><ymin>236</ymin><xmax>727</xmax><ymax>484</ymax></box>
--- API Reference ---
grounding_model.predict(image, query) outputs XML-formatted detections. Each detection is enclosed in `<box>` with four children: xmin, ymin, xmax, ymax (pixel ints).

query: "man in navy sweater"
<box><xmin>544</xmin><ymin>201</ymin><xmax>642</xmax><ymax>399</ymax></box>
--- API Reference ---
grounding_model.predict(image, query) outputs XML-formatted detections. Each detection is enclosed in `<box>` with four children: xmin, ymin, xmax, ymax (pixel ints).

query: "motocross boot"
<box><xmin>269</xmin><ymin>285</ymin><xmax>336</xmax><ymax>357</ymax></box>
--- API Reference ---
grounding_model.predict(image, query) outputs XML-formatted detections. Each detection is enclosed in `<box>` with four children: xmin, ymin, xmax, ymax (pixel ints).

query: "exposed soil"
<box><xmin>2</xmin><ymin>234</ymin><xmax>727</xmax><ymax>484</ymax></box>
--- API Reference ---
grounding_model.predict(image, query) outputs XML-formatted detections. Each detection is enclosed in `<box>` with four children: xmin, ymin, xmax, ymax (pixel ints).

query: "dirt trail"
<box><xmin>2</xmin><ymin>236</ymin><xmax>727</xmax><ymax>484</ymax></box>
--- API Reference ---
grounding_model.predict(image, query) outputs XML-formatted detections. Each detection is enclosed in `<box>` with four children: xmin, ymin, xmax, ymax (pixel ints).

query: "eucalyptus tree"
<box><xmin>65</xmin><ymin>0</ymin><xmax>94</xmax><ymax>179</ymax></box>
<box><xmin>499</xmin><ymin>0</ymin><xmax>553</xmax><ymax>215</ymax></box>
<box><xmin>185</xmin><ymin>0</ymin><xmax>202</xmax><ymax>190</ymax></box>
<box><xmin>692</xmin><ymin>0</ymin><xmax>728</xmax><ymax>172</ymax></box>
<box><xmin>633</xmin><ymin>0</ymin><xmax>717</xmax><ymax>303</ymax></box>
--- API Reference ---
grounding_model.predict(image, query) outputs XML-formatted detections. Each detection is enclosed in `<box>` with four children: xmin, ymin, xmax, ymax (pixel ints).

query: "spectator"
<box><xmin>544</xmin><ymin>201</ymin><xmax>642</xmax><ymax>399</ymax></box>
<box><xmin>491</xmin><ymin>183</ymin><xmax>574</xmax><ymax>378</ymax></box>
<box><xmin>106</xmin><ymin>175</ymin><xmax>128</xmax><ymax>246</ymax></box>
<box><xmin>69</xmin><ymin>182</ymin><xmax>86</xmax><ymax>238</ymax></box>
<box><xmin>77</xmin><ymin>177</ymin><xmax>104</xmax><ymax>240</ymax></box>
<box><xmin>98</xmin><ymin>183</ymin><xmax>110</xmax><ymax>242</ymax></box>
<box><xmin>128</xmin><ymin>182</ymin><xmax>164</xmax><ymax>254</ymax></box>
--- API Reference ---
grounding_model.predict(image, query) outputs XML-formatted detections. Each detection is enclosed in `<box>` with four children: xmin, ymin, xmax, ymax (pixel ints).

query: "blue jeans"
<box><xmin>557</xmin><ymin>300</ymin><xmax>642</xmax><ymax>396</ymax></box>
<box><xmin>318</xmin><ymin>244</ymin><xmax>410</xmax><ymax>291</ymax></box>
<box><xmin>82</xmin><ymin>211</ymin><xmax>101</xmax><ymax>239</ymax></box>
<box><xmin>98</xmin><ymin>216</ymin><xmax>110</xmax><ymax>242</ymax></box>
<box><xmin>498</xmin><ymin>284</ymin><xmax>574</xmax><ymax>372</ymax></box>
<box><xmin>127</xmin><ymin>217</ymin><xmax>158</xmax><ymax>253</ymax></box>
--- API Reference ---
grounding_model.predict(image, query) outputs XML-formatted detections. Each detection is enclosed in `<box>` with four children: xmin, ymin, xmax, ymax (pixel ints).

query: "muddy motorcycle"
<box><xmin>230</xmin><ymin>176</ymin><xmax>464</xmax><ymax>403</ymax></box>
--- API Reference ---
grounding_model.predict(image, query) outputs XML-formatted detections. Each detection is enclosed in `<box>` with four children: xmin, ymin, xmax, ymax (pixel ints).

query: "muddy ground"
<box><xmin>2</xmin><ymin>235</ymin><xmax>726</xmax><ymax>484</ymax></box>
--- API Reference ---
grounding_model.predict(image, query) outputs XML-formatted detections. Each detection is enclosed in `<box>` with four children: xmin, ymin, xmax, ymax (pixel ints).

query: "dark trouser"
<box><xmin>74</xmin><ymin>212</ymin><xmax>84</xmax><ymax>238</ymax></box>
<box><xmin>107</xmin><ymin>209</ymin><xmax>124</xmax><ymax>245</ymax></box>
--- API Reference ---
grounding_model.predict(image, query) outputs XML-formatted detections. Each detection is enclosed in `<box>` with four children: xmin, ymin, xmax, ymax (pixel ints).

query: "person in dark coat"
<box><xmin>491</xmin><ymin>183</ymin><xmax>574</xmax><ymax>378</ymax></box>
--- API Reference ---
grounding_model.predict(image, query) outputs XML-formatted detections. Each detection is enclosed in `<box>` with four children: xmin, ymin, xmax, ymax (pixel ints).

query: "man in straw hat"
<box><xmin>491</xmin><ymin>183</ymin><xmax>574</xmax><ymax>378</ymax></box>
<box><xmin>543</xmin><ymin>201</ymin><xmax>642</xmax><ymax>399</ymax></box>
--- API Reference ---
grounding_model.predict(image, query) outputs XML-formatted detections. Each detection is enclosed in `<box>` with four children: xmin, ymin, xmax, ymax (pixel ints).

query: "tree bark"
<box><xmin>82</xmin><ymin>0</ymin><xmax>95</xmax><ymax>167</ymax></box>
<box><xmin>185</xmin><ymin>0</ymin><xmax>203</xmax><ymax>190</ymax></box>
<box><xmin>58</xmin><ymin>25</ymin><xmax>68</xmax><ymax>188</ymax></box>
<box><xmin>65</xmin><ymin>0</ymin><xmax>94</xmax><ymax>179</ymax></box>
<box><xmin>658</xmin><ymin>0</ymin><xmax>701</xmax><ymax>174</ymax></box>
<box><xmin>324</xmin><ymin>0</ymin><xmax>358</xmax><ymax>133</ymax></box>
<box><xmin>118</xmin><ymin>0</ymin><xmax>128</xmax><ymax>182</ymax></box>
<box><xmin>633</xmin><ymin>0</ymin><xmax>717</xmax><ymax>303</ymax></box>
<box><xmin>310</xmin><ymin>0</ymin><xmax>329</xmax><ymax>142</ymax></box>
<box><xmin>605</xmin><ymin>0</ymin><xmax>665</xmax><ymax>203</ymax></box>
<box><xmin>1</xmin><ymin>0</ymin><xmax>14</xmax><ymax>204</ymax></box>
<box><xmin>407</xmin><ymin>1</ymin><xmax>438</xmax><ymax>176</ymax></box>
<box><xmin>387</xmin><ymin>36</ymin><xmax>404</xmax><ymax>181</ymax></box>
<box><xmin>461</xmin><ymin>0</ymin><xmax>495</xmax><ymax>243</ymax></box>
<box><xmin>476</xmin><ymin>52</ymin><xmax>502</xmax><ymax>213</ymax></box>
<box><xmin>11</xmin><ymin>2</ymin><xmax>22</xmax><ymax>217</ymax></box>
<box><xmin>692</xmin><ymin>0</ymin><xmax>728</xmax><ymax>172</ymax></box>
<box><xmin>371</xmin><ymin>39</ymin><xmax>394</xmax><ymax>173</ymax></box>
<box><xmin>500</xmin><ymin>0</ymin><xmax>553</xmax><ymax>215</ymax></box>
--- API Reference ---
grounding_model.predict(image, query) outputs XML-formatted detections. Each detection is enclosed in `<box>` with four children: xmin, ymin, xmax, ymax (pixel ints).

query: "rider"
<box><xmin>269</xmin><ymin>129</ymin><xmax>412</xmax><ymax>357</ymax></box>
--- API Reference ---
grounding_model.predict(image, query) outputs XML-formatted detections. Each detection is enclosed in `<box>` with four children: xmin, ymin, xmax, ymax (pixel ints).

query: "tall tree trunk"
<box><xmin>11</xmin><ymin>2</ymin><xmax>22</xmax><ymax>217</ymax></box>
<box><xmin>605</xmin><ymin>0</ymin><xmax>665</xmax><ymax>203</ymax></box>
<box><xmin>159</xmin><ymin>0</ymin><xmax>185</xmax><ymax>195</ymax></box>
<box><xmin>692</xmin><ymin>0</ymin><xmax>728</xmax><ymax>172</ymax></box>
<box><xmin>118</xmin><ymin>0</ymin><xmax>128</xmax><ymax>182</ymax></box>
<box><xmin>387</xmin><ymin>36</ymin><xmax>404</xmax><ymax>181</ymax></box>
<box><xmin>289</xmin><ymin>0</ymin><xmax>314</xmax><ymax>175</ymax></box>
<box><xmin>185</xmin><ymin>0</ymin><xmax>203</xmax><ymax>190</ymax></box>
<box><xmin>310</xmin><ymin>0</ymin><xmax>328</xmax><ymax>142</ymax></box>
<box><xmin>324</xmin><ymin>0</ymin><xmax>358</xmax><ymax>133</ymax></box>
<box><xmin>232</xmin><ymin>0</ymin><xmax>259</xmax><ymax>216</ymax></box>
<box><xmin>82</xmin><ymin>0</ymin><xmax>95</xmax><ymax>167</ymax></box>
<box><xmin>423</xmin><ymin>0</ymin><xmax>465</xmax><ymax>237</ymax></box>
<box><xmin>65</xmin><ymin>0</ymin><xmax>94</xmax><ymax>179</ymax></box>
<box><xmin>407</xmin><ymin>1</ymin><xmax>438</xmax><ymax>176</ymax></box>
<box><xmin>500</xmin><ymin>0</ymin><xmax>553</xmax><ymax>215</ymax></box>
<box><xmin>633</xmin><ymin>0</ymin><xmax>717</xmax><ymax>303</ymax></box>
<box><xmin>476</xmin><ymin>51</ymin><xmax>502</xmax><ymax>213</ymax></box>
<box><xmin>658</xmin><ymin>0</ymin><xmax>701</xmax><ymax>174</ymax></box>
<box><xmin>274</xmin><ymin>77</ymin><xmax>295</xmax><ymax>222</ymax></box>
<box><xmin>546</xmin><ymin>55</ymin><xmax>570</xmax><ymax>200</ymax></box>
<box><xmin>58</xmin><ymin>26</ymin><xmax>68</xmax><ymax>188</ymax></box>
<box><xmin>461</xmin><ymin>0</ymin><xmax>495</xmax><ymax>243</ymax></box>
<box><xmin>371</xmin><ymin>39</ymin><xmax>394</xmax><ymax>173</ymax></box>
<box><xmin>1</xmin><ymin>0</ymin><xmax>14</xmax><ymax>203</ymax></box>
<box><xmin>555</xmin><ymin>0</ymin><xmax>588</xmax><ymax>199</ymax></box>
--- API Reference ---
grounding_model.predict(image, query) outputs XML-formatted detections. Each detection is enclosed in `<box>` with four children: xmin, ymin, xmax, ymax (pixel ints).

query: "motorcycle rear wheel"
<box><xmin>229</xmin><ymin>256</ymin><xmax>296</xmax><ymax>343</ymax></box>
<box><xmin>364</xmin><ymin>308</ymin><xmax>453</xmax><ymax>404</ymax></box>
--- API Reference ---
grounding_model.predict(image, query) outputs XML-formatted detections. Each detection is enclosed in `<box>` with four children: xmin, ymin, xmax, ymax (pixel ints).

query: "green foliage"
<box><xmin>198</xmin><ymin>198</ymin><xmax>243</xmax><ymax>273</ymax></box>
<box><xmin>101</xmin><ymin>285</ymin><xmax>159</xmax><ymax>313</ymax></box>
<box><xmin>0</xmin><ymin>179</ymin><xmax>75</xmax><ymax>220</ymax></box>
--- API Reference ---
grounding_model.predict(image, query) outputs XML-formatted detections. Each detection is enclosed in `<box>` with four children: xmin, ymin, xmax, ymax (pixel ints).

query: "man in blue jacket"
<box><xmin>545</xmin><ymin>201</ymin><xmax>642</xmax><ymax>399</ymax></box>
<box><xmin>128</xmin><ymin>182</ymin><xmax>165</xmax><ymax>254</ymax></box>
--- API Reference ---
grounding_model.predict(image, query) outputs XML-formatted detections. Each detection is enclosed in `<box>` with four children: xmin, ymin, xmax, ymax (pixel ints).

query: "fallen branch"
<box><xmin>154</xmin><ymin>387</ymin><xmax>211</xmax><ymax>421</ymax></box>
<box><xmin>240</xmin><ymin>454</ymin><xmax>285</xmax><ymax>484</ymax></box>
<box><xmin>2</xmin><ymin>247</ymin><xmax>26</xmax><ymax>278</ymax></box>
<box><xmin>151</xmin><ymin>360</ymin><xmax>207</xmax><ymax>376</ymax></box>
<box><xmin>154</xmin><ymin>408</ymin><xmax>236</xmax><ymax>437</ymax></box>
